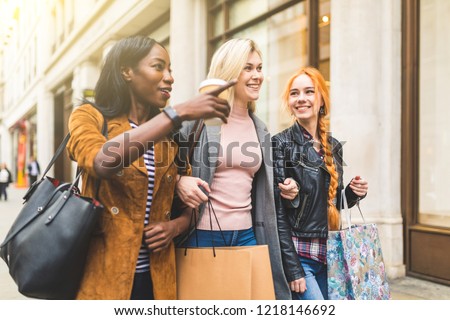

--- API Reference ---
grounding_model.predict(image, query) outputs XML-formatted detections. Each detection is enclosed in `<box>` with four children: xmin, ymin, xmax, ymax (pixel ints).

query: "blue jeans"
<box><xmin>185</xmin><ymin>227</ymin><xmax>257</xmax><ymax>247</ymax></box>
<box><xmin>292</xmin><ymin>257</ymin><xmax>328</xmax><ymax>300</ymax></box>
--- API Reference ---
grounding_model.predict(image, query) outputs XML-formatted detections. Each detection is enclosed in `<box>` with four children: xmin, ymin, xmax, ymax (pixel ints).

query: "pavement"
<box><xmin>1</xmin><ymin>185</ymin><xmax>449</xmax><ymax>300</ymax></box>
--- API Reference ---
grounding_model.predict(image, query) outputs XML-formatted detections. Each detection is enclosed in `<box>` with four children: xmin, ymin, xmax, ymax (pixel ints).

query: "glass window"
<box><xmin>318</xmin><ymin>0</ymin><xmax>330</xmax><ymax>81</ymax></box>
<box><xmin>419</xmin><ymin>0</ymin><xmax>450</xmax><ymax>228</ymax></box>
<box><xmin>229</xmin><ymin>0</ymin><xmax>268</xmax><ymax>29</ymax></box>
<box><xmin>211</xmin><ymin>8</ymin><xmax>225</xmax><ymax>37</ymax></box>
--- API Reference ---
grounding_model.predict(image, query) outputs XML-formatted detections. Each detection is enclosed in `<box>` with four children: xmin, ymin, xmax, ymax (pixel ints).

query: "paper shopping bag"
<box><xmin>176</xmin><ymin>245</ymin><xmax>275</xmax><ymax>300</ymax></box>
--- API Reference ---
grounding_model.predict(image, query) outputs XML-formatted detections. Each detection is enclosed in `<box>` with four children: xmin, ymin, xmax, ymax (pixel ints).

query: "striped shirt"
<box><xmin>129</xmin><ymin>121</ymin><xmax>155</xmax><ymax>273</ymax></box>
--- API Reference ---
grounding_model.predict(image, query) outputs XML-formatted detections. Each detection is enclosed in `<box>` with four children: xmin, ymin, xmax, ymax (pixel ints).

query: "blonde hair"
<box><xmin>207</xmin><ymin>38</ymin><xmax>262</xmax><ymax>113</ymax></box>
<box><xmin>281</xmin><ymin>67</ymin><xmax>340</xmax><ymax>230</ymax></box>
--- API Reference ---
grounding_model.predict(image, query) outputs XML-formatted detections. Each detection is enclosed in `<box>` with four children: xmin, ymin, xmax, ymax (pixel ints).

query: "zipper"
<box><xmin>294</xmin><ymin>193</ymin><xmax>309</xmax><ymax>228</ymax></box>
<box><xmin>297</xmin><ymin>159</ymin><xmax>319</xmax><ymax>172</ymax></box>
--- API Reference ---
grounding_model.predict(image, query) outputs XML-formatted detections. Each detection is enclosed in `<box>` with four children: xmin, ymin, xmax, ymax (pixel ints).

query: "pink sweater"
<box><xmin>198</xmin><ymin>107</ymin><xmax>262</xmax><ymax>231</ymax></box>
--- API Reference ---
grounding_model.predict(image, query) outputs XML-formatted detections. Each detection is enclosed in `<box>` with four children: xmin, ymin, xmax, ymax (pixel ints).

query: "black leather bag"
<box><xmin>0</xmin><ymin>125</ymin><xmax>106</xmax><ymax>299</ymax></box>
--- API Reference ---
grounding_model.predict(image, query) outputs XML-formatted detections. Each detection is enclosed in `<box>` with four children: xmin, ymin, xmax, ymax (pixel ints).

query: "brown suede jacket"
<box><xmin>67</xmin><ymin>104</ymin><xmax>180</xmax><ymax>299</ymax></box>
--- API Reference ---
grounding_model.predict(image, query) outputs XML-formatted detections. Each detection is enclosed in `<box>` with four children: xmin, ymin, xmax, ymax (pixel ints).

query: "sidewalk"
<box><xmin>1</xmin><ymin>185</ymin><xmax>449</xmax><ymax>300</ymax></box>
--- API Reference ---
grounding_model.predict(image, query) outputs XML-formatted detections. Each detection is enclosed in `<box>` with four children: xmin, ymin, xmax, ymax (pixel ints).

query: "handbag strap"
<box><xmin>39</xmin><ymin>134</ymin><xmax>71</xmax><ymax>181</ymax></box>
<box><xmin>187</xmin><ymin>119</ymin><xmax>204</xmax><ymax>162</ymax></box>
<box><xmin>28</xmin><ymin>115</ymin><xmax>108</xmax><ymax>200</ymax></box>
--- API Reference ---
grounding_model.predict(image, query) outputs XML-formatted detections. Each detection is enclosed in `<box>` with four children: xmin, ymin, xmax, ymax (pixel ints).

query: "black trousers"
<box><xmin>0</xmin><ymin>183</ymin><xmax>7</xmax><ymax>200</ymax></box>
<box><xmin>130</xmin><ymin>272</ymin><xmax>154</xmax><ymax>300</ymax></box>
<box><xmin>29</xmin><ymin>175</ymin><xmax>38</xmax><ymax>186</ymax></box>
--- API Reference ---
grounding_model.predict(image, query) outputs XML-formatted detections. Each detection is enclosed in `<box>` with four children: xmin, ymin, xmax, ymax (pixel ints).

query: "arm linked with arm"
<box><xmin>272</xmin><ymin>136</ymin><xmax>305</xmax><ymax>282</ymax></box>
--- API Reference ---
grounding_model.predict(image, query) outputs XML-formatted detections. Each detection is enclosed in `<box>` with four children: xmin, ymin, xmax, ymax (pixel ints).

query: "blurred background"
<box><xmin>0</xmin><ymin>0</ymin><xmax>448</xmax><ymax>287</ymax></box>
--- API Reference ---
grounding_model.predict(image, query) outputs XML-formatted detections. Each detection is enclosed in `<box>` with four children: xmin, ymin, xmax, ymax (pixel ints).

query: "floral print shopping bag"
<box><xmin>327</xmin><ymin>191</ymin><xmax>390</xmax><ymax>300</ymax></box>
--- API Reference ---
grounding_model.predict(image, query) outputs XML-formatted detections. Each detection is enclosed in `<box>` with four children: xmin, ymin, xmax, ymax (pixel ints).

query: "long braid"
<box><xmin>318</xmin><ymin>114</ymin><xmax>340</xmax><ymax>230</ymax></box>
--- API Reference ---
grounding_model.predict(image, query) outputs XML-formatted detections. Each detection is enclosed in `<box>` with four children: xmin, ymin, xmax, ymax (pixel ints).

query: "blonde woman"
<box><xmin>175</xmin><ymin>38</ymin><xmax>296</xmax><ymax>300</ymax></box>
<box><xmin>272</xmin><ymin>67</ymin><xmax>368</xmax><ymax>300</ymax></box>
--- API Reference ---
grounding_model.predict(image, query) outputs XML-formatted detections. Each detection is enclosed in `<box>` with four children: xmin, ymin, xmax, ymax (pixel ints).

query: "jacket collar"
<box><xmin>291</xmin><ymin>121</ymin><xmax>309</xmax><ymax>145</ymax></box>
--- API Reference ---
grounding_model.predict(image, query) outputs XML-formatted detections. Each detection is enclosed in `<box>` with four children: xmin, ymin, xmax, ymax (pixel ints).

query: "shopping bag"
<box><xmin>327</xmin><ymin>190</ymin><xmax>390</xmax><ymax>300</ymax></box>
<box><xmin>176</xmin><ymin>245</ymin><xmax>275</xmax><ymax>300</ymax></box>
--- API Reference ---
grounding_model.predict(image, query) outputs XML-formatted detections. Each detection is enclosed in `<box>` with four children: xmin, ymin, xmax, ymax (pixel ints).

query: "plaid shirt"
<box><xmin>292</xmin><ymin>236</ymin><xmax>327</xmax><ymax>264</ymax></box>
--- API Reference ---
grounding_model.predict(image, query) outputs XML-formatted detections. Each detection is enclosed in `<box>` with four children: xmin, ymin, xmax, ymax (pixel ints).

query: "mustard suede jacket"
<box><xmin>67</xmin><ymin>104</ymin><xmax>180</xmax><ymax>300</ymax></box>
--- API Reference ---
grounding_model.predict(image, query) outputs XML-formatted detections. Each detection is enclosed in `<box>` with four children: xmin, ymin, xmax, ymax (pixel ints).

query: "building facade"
<box><xmin>0</xmin><ymin>0</ymin><xmax>448</xmax><ymax>286</ymax></box>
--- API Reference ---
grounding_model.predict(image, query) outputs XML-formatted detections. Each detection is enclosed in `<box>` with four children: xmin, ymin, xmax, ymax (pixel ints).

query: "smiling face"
<box><xmin>123</xmin><ymin>43</ymin><xmax>174</xmax><ymax>110</ymax></box>
<box><xmin>288</xmin><ymin>73</ymin><xmax>323</xmax><ymax>126</ymax></box>
<box><xmin>233</xmin><ymin>50</ymin><xmax>264</xmax><ymax>107</ymax></box>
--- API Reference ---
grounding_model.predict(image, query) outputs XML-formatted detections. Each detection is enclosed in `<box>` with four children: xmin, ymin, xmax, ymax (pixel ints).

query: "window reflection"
<box><xmin>419</xmin><ymin>0</ymin><xmax>450</xmax><ymax>228</ymax></box>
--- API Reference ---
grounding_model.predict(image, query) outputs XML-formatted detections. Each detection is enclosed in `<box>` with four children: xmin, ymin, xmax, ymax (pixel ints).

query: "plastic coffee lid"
<box><xmin>199</xmin><ymin>78</ymin><xmax>228</xmax><ymax>88</ymax></box>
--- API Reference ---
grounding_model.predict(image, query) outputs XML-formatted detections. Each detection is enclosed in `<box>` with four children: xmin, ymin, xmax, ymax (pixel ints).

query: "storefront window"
<box><xmin>419</xmin><ymin>0</ymin><xmax>450</xmax><ymax>228</ymax></box>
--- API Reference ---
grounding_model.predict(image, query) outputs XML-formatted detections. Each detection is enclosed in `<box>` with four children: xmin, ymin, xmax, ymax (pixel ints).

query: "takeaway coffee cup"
<box><xmin>198</xmin><ymin>78</ymin><xmax>230</xmax><ymax>126</ymax></box>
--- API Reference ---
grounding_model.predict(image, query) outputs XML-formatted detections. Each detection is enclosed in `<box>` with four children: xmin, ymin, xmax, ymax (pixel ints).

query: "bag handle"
<box><xmin>38</xmin><ymin>170</ymin><xmax>85</xmax><ymax>218</ymax></box>
<box><xmin>206</xmin><ymin>199</ymin><xmax>229</xmax><ymax>254</ymax></box>
<box><xmin>341</xmin><ymin>189</ymin><xmax>366</xmax><ymax>230</ymax></box>
<box><xmin>181</xmin><ymin>199</ymin><xmax>228</xmax><ymax>257</ymax></box>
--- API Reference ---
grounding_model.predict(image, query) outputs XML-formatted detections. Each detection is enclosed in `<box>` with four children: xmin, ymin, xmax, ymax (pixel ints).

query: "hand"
<box><xmin>173</xmin><ymin>80</ymin><xmax>237</xmax><ymax>124</ymax></box>
<box><xmin>290</xmin><ymin>278</ymin><xmax>307</xmax><ymax>293</ymax></box>
<box><xmin>349</xmin><ymin>175</ymin><xmax>368</xmax><ymax>197</ymax></box>
<box><xmin>278</xmin><ymin>178</ymin><xmax>299</xmax><ymax>200</ymax></box>
<box><xmin>176</xmin><ymin>176</ymin><xmax>210</xmax><ymax>208</ymax></box>
<box><xmin>143</xmin><ymin>221</ymin><xmax>178</xmax><ymax>253</ymax></box>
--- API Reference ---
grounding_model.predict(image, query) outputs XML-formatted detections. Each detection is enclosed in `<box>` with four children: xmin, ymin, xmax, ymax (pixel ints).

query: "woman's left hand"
<box><xmin>349</xmin><ymin>176</ymin><xmax>368</xmax><ymax>197</ymax></box>
<box><xmin>143</xmin><ymin>221</ymin><xmax>177</xmax><ymax>253</ymax></box>
<box><xmin>278</xmin><ymin>178</ymin><xmax>299</xmax><ymax>200</ymax></box>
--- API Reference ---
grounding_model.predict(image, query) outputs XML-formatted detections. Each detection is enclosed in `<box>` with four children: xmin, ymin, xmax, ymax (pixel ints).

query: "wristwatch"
<box><xmin>162</xmin><ymin>106</ymin><xmax>183</xmax><ymax>130</ymax></box>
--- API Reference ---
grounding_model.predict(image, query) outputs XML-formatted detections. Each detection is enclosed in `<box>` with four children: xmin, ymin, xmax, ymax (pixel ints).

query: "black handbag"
<box><xmin>0</xmin><ymin>121</ymin><xmax>107</xmax><ymax>299</ymax></box>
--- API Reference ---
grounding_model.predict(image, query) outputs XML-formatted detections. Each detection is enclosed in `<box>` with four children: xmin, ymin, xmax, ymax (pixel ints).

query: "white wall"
<box><xmin>330</xmin><ymin>0</ymin><xmax>404</xmax><ymax>278</ymax></box>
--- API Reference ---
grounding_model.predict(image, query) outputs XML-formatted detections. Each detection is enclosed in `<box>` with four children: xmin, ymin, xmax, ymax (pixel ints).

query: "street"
<box><xmin>0</xmin><ymin>186</ymin><xmax>29</xmax><ymax>299</ymax></box>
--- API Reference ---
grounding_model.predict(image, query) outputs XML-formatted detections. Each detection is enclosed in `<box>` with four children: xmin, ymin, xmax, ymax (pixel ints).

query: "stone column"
<box><xmin>169</xmin><ymin>0</ymin><xmax>208</xmax><ymax>104</ymax></box>
<box><xmin>36</xmin><ymin>89</ymin><xmax>54</xmax><ymax>176</ymax></box>
<box><xmin>71</xmin><ymin>60</ymin><xmax>99</xmax><ymax>105</ymax></box>
<box><xmin>330</xmin><ymin>0</ymin><xmax>404</xmax><ymax>278</ymax></box>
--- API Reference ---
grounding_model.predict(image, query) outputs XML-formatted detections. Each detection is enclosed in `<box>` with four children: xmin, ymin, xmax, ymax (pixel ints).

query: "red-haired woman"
<box><xmin>272</xmin><ymin>67</ymin><xmax>368</xmax><ymax>300</ymax></box>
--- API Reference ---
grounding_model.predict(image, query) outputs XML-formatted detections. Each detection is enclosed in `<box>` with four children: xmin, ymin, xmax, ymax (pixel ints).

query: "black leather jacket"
<box><xmin>272</xmin><ymin>122</ymin><xmax>362</xmax><ymax>282</ymax></box>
